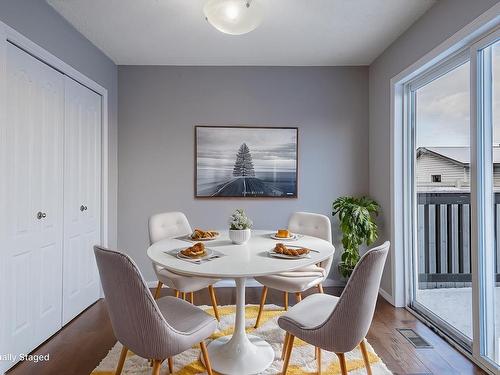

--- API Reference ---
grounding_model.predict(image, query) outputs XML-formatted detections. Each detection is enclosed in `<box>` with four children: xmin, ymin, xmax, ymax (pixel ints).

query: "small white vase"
<box><xmin>229</xmin><ymin>228</ymin><xmax>251</xmax><ymax>245</ymax></box>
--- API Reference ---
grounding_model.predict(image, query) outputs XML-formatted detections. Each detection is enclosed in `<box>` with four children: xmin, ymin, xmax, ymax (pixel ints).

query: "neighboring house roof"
<box><xmin>417</xmin><ymin>146</ymin><xmax>500</xmax><ymax>165</ymax></box>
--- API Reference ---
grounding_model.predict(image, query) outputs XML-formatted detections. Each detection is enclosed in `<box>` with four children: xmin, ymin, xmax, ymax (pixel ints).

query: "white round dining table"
<box><xmin>147</xmin><ymin>229</ymin><xmax>335</xmax><ymax>375</ymax></box>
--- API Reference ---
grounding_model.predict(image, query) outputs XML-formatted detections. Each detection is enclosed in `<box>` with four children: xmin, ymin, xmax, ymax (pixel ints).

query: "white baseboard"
<box><xmin>147</xmin><ymin>278</ymin><xmax>345</xmax><ymax>289</ymax></box>
<box><xmin>378</xmin><ymin>287</ymin><xmax>396</xmax><ymax>306</ymax></box>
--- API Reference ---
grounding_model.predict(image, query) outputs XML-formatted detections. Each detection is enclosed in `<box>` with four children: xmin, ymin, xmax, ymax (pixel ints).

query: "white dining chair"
<box><xmin>254</xmin><ymin>212</ymin><xmax>333</xmax><ymax>328</ymax></box>
<box><xmin>149</xmin><ymin>211</ymin><xmax>221</xmax><ymax>320</ymax></box>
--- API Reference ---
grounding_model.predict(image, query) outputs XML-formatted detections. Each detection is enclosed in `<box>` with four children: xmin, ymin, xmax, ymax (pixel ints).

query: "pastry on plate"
<box><xmin>273</xmin><ymin>243</ymin><xmax>310</xmax><ymax>256</ymax></box>
<box><xmin>191</xmin><ymin>228</ymin><xmax>219</xmax><ymax>240</ymax></box>
<box><xmin>276</xmin><ymin>229</ymin><xmax>290</xmax><ymax>238</ymax></box>
<box><xmin>181</xmin><ymin>242</ymin><xmax>206</xmax><ymax>258</ymax></box>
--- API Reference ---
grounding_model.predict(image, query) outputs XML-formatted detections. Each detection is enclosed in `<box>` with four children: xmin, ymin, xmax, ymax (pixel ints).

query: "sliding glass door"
<box><xmin>409</xmin><ymin>54</ymin><xmax>473</xmax><ymax>346</ymax></box>
<box><xmin>407</xmin><ymin>28</ymin><xmax>500</xmax><ymax>372</ymax></box>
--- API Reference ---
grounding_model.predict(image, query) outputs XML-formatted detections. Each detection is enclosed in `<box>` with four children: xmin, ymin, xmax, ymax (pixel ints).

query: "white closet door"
<box><xmin>63</xmin><ymin>76</ymin><xmax>102</xmax><ymax>324</ymax></box>
<box><xmin>3</xmin><ymin>43</ymin><xmax>64</xmax><ymax>358</ymax></box>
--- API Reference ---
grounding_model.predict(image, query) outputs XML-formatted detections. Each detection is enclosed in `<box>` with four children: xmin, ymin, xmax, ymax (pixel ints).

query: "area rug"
<box><xmin>92</xmin><ymin>304</ymin><xmax>392</xmax><ymax>374</ymax></box>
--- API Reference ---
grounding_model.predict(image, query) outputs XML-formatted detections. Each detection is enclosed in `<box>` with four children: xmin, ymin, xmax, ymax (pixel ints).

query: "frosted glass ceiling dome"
<box><xmin>203</xmin><ymin>0</ymin><xmax>264</xmax><ymax>35</ymax></box>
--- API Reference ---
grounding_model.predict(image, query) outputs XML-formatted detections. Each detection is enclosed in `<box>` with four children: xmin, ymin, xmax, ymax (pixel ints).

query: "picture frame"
<box><xmin>195</xmin><ymin>126</ymin><xmax>298</xmax><ymax>198</ymax></box>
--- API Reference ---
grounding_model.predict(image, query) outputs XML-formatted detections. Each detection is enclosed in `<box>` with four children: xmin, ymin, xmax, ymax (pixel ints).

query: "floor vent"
<box><xmin>397</xmin><ymin>328</ymin><xmax>433</xmax><ymax>348</ymax></box>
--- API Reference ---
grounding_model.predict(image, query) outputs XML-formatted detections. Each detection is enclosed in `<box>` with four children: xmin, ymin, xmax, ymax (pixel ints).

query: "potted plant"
<box><xmin>332</xmin><ymin>196</ymin><xmax>380</xmax><ymax>278</ymax></box>
<box><xmin>228</xmin><ymin>208</ymin><xmax>253</xmax><ymax>245</ymax></box>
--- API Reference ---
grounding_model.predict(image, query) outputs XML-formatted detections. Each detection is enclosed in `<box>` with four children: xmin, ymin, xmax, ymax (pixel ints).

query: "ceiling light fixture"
<box><xmin>203</xmin><ymin>0</ymin><xmax>264</xmax><ymax>35</ymax></box>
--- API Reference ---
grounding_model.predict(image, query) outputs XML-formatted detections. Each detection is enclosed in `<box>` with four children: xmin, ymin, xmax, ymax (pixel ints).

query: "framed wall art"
<box><xmin>195</xmin><ymin>126</ymin><xmax>298</xmax><ymax>198</ymax></box>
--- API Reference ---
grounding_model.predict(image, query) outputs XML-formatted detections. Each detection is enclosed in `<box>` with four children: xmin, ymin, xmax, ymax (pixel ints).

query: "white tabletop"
<box><xmin>147</xmin><ymin>229</ymin><xmax>335</xmax><ymax>279</ymax></box>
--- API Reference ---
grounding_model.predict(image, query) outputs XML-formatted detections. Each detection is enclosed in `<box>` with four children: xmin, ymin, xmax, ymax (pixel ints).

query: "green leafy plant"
<box><xmin>332</xmin><ymin>196</ymin><xmax>380</xmax><ymax>278</ymax></box>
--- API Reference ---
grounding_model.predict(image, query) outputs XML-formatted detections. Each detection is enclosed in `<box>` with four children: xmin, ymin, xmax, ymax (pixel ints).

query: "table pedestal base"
<box><xmin>200</xmin><ymin>277</ymin><xmax>275</xmax><ymax>374</ymax></box>
<box><xmin>205</xmin><ymin>334</ymin><xmax>274</xmax><ymax>374</ymax></box>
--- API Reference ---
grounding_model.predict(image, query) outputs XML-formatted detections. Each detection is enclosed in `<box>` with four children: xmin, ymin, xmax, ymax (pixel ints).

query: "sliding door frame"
<box><xmin>470</xmin><ymin>27</ymin><xmax>500</xmax><ymax>370</ymax></box>
<box><xmin>389</xmin><ymin>4</ymin><xmax>500</xmax><ymax>374</ymax></box>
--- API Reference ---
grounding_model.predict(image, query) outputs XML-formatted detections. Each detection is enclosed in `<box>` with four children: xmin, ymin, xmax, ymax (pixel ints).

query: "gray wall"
<box><xmin>0</xmin><ymin>0</ymin><xmax>118</xmax><ymax>247</ymax></box>
<box><xmin>369</xmin><ymin>0</ymin><xmax>499</xmax><ymax>296</ymax></box>
<box><xmin>118</xmin><ymin>66</ymin><xmax>369</xmax><ymax>282</ymax></box>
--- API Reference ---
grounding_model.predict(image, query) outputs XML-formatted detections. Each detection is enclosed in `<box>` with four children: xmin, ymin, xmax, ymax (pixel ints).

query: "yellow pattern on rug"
<box><xmin>92</xmin><ymin>304</ymin><xmax>392</xmax><ymax>375</ymax></box>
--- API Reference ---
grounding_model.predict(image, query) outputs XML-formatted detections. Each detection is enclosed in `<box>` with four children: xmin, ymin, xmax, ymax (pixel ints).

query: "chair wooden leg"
<box><xmin>281</xmin><ymin>332</ymin><xmax>290</xmax><ymax>360</ymax></box>
<box><xmin>151</xmin><ymin>359</ymin><xmax>162</xmax><ymax>375</ymax></box>
<box><xmin>153</xmin><ymin>281</ymin><xmax>163</xmax><ymax>300</ymax></box>
<box><xmin>359</xmin><ymin>339</ymin><xmax>372</xmax><ymax>375</ymax></box>
<box><xmin>200</xmin><ymin>341</ymin><xmax>213</xmax><ymax>375</ymax></box>
<box><xmin>336</xmin><ymin>352</ymin><xmax>347</xmax><ymax>375</ymax></box>
<box><xmin>316</xmin><ymin>347</ymin><xmax>321</xmax><ymax>374</ymax></box>
<box><xmin>284</xmin><ymin>292</ymin><xmax>288</xmax><ymax>311</ymax></box>
<box><xmin>174</xmin><ymin>289</ymin><xmax>180</xmax><ymax>298</ymax></box>
<box><xmin>115</xmin><ymin>346</ymin><xmax>128</xmax><ymax>375</ymax></box>
<box><xmin>168</xmin><ymin>357</ymin><xmax>174</xmax><ymax>374</ymax></box>
<box><xmin>281</xmin><ymin>335</ymin><xmax>295</xmax><ymax>374</ymax></box>
<box><xmin>190</xmin><ymin>291</ymin><xmax>194</xmax><ymax>304</ymax></box>
<box><xmin>317</xmin><ymin>284</ymin><xmax>324</xmax><ymax>294</ymax></box>
<box><xmin>254</xmin><ymin>286</ymin><xmax>268</xmax><ymax>328</ymax></box>
<box><xmin>182</xmin><ymin>292</ymin><xmax>186</xmax><ymax>300</ymax></box>
<box><xmin>295</xmin><ymin>292</ymin><xmax>302</xmax><ymax>302</ymax></box>
<box><xmin>208</xmin><ymin>285</ymin><xmax>220</xmax><ymax>321</ymax></box>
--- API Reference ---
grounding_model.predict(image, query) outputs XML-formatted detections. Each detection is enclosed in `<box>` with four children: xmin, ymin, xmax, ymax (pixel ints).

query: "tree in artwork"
<box><xmin>233</xmin><ymin>143</ymin><xmax>255</xmax><ymax>177</ymax></box>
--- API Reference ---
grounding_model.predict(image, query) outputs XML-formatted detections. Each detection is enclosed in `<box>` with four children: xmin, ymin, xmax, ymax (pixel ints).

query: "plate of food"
<box><xmin>177</xmin><ymin>242</ymin><xmax>214</xmax><ymax>260</ymax></box>
<box><xmin>268</xmin><ymin>243</ymin><xmax>311</xmax><ymax>259</ymax></box>
<box><xmin>270</xmin><ymin>229</ymin><xmax>297</xmax><ymax>241</ymax></box>
<box><xmin>190</xmin><ymin>228</ymin><xmax>220</xmax><ymax>241</ymax></box>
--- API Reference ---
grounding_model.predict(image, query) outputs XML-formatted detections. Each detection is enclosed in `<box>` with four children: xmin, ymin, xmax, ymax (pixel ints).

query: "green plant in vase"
<box><xmin>332</xmin><ymin>196</ymin><xmax>379</xmax><ymax>278</ymax></box>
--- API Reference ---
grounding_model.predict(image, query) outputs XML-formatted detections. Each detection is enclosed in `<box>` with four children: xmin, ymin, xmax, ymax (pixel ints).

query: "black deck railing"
<box><xmin>417</xmin><ymin>192</ymin><xmax>500</xmax><ymax>289</ymax></box>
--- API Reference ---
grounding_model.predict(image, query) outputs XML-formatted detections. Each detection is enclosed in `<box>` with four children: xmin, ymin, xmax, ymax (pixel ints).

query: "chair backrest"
<box><xmin>94</xmin><ymin>245</ymin><xmax>178</xmax><ymax>360</ymax></box>
<box><xmin>288</xmin><ymin>212</ymin><xmax>333</xmax><ymax>274</ymax></box>
<box><xmin>149</xmin><ymin>211</ymin><xmax>192</xmax><ymax>244</ymax></box>
<box><xmin>288</xmin><ymin>212</ymin><xmax>332</xmax><ymax>242</ymax></box>
<box><xmin>323</xmin><ymin>241</ymin><xmax>390</xmax><ymax>353</ymax></box>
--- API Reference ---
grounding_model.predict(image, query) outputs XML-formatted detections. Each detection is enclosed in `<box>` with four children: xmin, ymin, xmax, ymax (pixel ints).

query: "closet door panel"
<box><xmin>82</xmin><ymin>89</ymin><xmax>101</xmax><ymax>293</ymax></box>
<box><xmin>36</xmin><ymin>64</ymin><xmax>65</xmax><ymax>342</ymax></box>
<box><xmin>4</xmin><ymin>43</ymin><xmax>64</xmax><ymax>358</ymax></box>
<box><xmin>6</xmin><ymin>61</ymin><xmax>38</xmax><ymax>358</ymax></box>
<box><xmin>63</xmin><ymin>77</ymin><xmax>101</xmax><ymax>324</ymax></box>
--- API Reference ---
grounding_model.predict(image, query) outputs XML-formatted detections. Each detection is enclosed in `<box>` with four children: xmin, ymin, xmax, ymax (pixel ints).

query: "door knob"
<box><xmin>36</xmin><ymin>211</ymin><xmax>47</xmax><ymax>220</ymax></box>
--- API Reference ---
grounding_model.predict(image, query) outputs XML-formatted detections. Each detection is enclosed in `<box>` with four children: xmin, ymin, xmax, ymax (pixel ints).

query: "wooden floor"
<box><xmin>7</xmin><ymin>286</ymin><xmax>485</xmax><ymax>375</ymax></box>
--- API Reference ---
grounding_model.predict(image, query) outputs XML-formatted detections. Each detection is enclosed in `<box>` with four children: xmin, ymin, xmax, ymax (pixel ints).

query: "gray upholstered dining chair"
<box><xmin>278</xmin><ymin>241</ymin><xmax>390</xmax><ymax>375</ymax></box>
<box><xmin>149</xmin><ymin>211</ymin><xmax>221</xmax><ymax>320</ymax></box>
<box><xmin>94</xmin><ymin>245</ymin><xmax>217</xmax><ymax>375</ymax></box>
<box><xmin>254</xmin><ymin>212</ymin><xmax>333</xmax><ymax>327</ymax></box>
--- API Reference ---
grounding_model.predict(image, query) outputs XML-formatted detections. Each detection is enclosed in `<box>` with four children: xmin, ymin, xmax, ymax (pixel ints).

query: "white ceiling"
<box><xmin>47</xmin><ymin>0</ymin><xmax>436</xmax><ymax>66</ymax></box>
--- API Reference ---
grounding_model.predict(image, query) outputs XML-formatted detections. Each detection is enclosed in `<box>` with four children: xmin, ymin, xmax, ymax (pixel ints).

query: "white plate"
<box><xmin>189</xmin><ymin>233</ymin><xmax>220</xmax><ymax>241</ymax></box>
<box><xmin>177</xmin><ymin>247</ymin><xmax>214</xmax><ymax>261</ymax></box>
<box><xmin>270</xmin><ymin>233</ymin><xmax>297</xmax><ymax>241</ymax></box>
<box><xmin>268</xmin><ymin>249</ymin><xmax>310</xmax><ymax>259</ymax></box>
